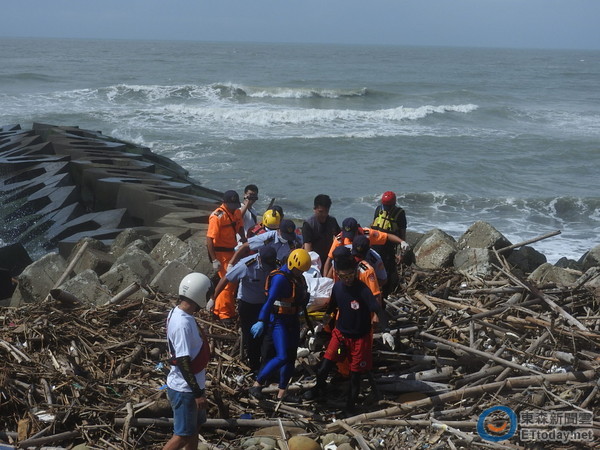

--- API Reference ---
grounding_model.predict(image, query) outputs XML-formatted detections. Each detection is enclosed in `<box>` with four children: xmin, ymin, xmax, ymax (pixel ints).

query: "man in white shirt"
<box><xmin>163</xmin><ymin>273</ymin><xmax>212</xmax><ymax>450</ymax></box>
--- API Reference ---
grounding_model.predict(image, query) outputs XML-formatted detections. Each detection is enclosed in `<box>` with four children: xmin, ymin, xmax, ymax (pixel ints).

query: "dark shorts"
<box><xmin>324</xmin><ymin>328</ymin><xmax>372</xmax><ymax>372</ymax></box>
<box><xmin>167</xmin><ymin>387</ymin><xmax>206</xmax><ymax>436</ymax></box>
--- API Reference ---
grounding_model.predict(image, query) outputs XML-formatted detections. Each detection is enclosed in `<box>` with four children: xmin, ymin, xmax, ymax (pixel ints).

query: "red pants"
<box><xmin>324</xmin><ymin>328</ymin><xmax>373</xmax><ymax>373</ymax></box>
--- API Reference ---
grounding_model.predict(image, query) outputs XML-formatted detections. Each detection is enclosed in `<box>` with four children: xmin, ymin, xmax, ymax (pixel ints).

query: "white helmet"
<box><xmin>179</xmin><ymin>272</ymin><xmax>212</xmax><ymax>308</ymax></box>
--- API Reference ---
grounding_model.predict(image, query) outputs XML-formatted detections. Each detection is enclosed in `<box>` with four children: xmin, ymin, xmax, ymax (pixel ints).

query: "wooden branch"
<box><xmin>53</xmin><ymin>240</ymin><xmax>89</xmax><ymax>289</ymax></box>
<box><xmin>420</xmin><ymin>332</ymin><xmax>543</xmax><ymax>375</ymax></box>
<box><xmin>497</xmin><ymin>230</ymin><xmax>561</xmax><ymax>254</ymax></box>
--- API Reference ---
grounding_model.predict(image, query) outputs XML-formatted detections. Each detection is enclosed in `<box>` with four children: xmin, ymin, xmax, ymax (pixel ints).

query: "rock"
<box><xmin>184</xmin><ymin>232</ymin><xmax>214</xmax><ymax>275</ymax></box>
<box><xmin>253</xmin><ymin>426</ymin><xmax>305</xmax><ymax>438</ymax></box>
<box><xmin>71</xmin><ymin>245</ymin><xmax>115</xmax><ymax>277</ymax></box>
<box><xmin>413</xmin><ymin>228</ymin><xmax>457</xmax><ymax>269</ymax></box>
<box><xmin>321</xmin><ymin>433</ymin><xmax>351</xmax><ymax>447</ymax></box>
<box><xmin>242</xmin><ymin>436</ymin><xmax>277</xmax><ymax>448</ymax></box>
<box><xmin>150</xmin><ymin>233</ymin><xmax>189</xmax><ymax>266</ymax></box>
<box><xmin>454</xmin><ymin>248</ymin><xmax>499</xmax><ymax>277</ymax></box>
<box><xmin>507</xmin><ymin>245</ymin><xmax>547</xmax><ymax>274</ymax></box>
<box><xmin>554</xmin><ymin>257</ymin><xmax>582</xmax><ymax>270</ymax></box>
<box><xmin>100</xmin><ymin>248</ymin><xmax>160</xmax><ymax>296</ymax></box>
<box><xmin>579</xmin><ymin>244</ymin><xmax>600</xmax><ymax>271</ymax></box>
<box><xmin>457</xmin><ymin>220</ymin><xmax>512</xmax><ymax>251</ymax></box>
<box><xmin>528</xmin><ymin>263</ymin><xmax>580</xmax><ymax>287</ymax></box>
<box><xmin>58</xmin><ymin>269</ymin><xmax>111</xmax><ymax>306</ymax></box>
<box><xmin>111</xmin><ymin>228</ymin><xmax>154</xmax><ymax>257</ymax></box>
<box><xmin>336</xmin><ymin>444</ymin><xmax>355</xmax><ymax>450</ymax></box>
<box><xmin>150</xmin><ymin>260</ymin><xmax>193</xmax><ymax>296</ymax></box>
<box><xmin>11</xmin><ymin>252</ymin><xmax>67</xmax><ymax>306</ymax></box>
<box><xmin>122</xmin><ymin>238</ymin><xmax>154</xmax><ymax>256</ymax></box>
<box><xmin>288</xmin><ymin>435</ymin><xmax>320</xmax><ymax>450</ymax></box>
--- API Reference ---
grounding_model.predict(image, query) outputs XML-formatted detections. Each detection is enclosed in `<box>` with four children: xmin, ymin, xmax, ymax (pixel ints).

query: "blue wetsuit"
<box><xmin>255</xmin><ymin>266</ymin><xmax>307</xmax><ymax>389</ymax></box>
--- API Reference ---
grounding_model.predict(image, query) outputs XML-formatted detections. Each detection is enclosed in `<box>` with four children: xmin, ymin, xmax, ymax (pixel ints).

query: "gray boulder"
<box><xmin>72</xmin><ymin>246</ymin><xmax>115</xmax><ymax>276</ymax></box>
<box><xmin>150</xmin><ymin>260</ymin><xmax>193</xmax><ymax>297</ymax></box>
<box><xmin>184</xmin><ymin>233</ymin><xmax>214</xmax><ymax>275</ymax></box>
<box><xmin>58</xmin><ymin>269</ymin><xmax>111</xmax><ymax>306</ymax></box>
<box><xmin>111</xmin><ymin>228</ymin><xmax>153</xmax><ymax>257</ymax></box>
<box><xmin>528</xmin><ymin>263</ymin><xmax>580</xmax><ymax>287</ymax></box>
<box><xmin>413</xmin><ymin>228</ymin><xmax>458</xmax><ymax>269</ymax></box>
<box><xmin>554</xmin><ymin>257</ymin><xmax>582</xmax><ymax>270</ymax></box>
<box><xmin>11</xmin><ymin>252</ymin><xmax>67</xmax><ymax>306</ymax></box>
<box><xmin>579</xmin><ymin>244</ymin><xmax>600</xmax><ymax>271</ymax></box>
<box><xmin>458</xmin><ymin>221</ymin><xmax>512</xmax><ymax>251</ymax></box>
<box><xmin>507</xmin><ymin>245</ymin><xmax>547</xmax><ymax>274</ymax></box>
<box><xmin>150</xmin><ymin>233</ymin><xmax>189</xmax><ymax>266</ymax></box>
<box><xmin>101</xmin><ymin>247</ymin><xmax>161</xmax><ymax>297</ymax></box>
<box><xmin>454</xmin><ymin>248</ymin><xmax>499</xmax><ymax>277</ymax></box>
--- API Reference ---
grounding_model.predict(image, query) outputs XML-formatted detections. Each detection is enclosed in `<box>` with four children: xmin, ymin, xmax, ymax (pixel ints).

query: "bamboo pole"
<box><xmin>327</xmin><ymin>369</ymin><xmax>596</xmax><ymax>430</ymax></box>
<box><xmin>497</xmin><ymin>230</ymin><xmax>561</xmax><ymax>254</ymax></box>
<box><xmin>52</xmin><ymin>241</ymin><xmax>89</xmax><ymax>289</ymax></box>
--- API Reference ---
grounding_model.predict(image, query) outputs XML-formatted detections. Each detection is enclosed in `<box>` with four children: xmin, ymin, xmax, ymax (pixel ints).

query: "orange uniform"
<box><xmin>207</xmin><ymin>204</ymin><xmax>243</xmax><ymax>320</ymax></box>
<box><xmin>327</xmin><ymin>227</ymin><xmax>389</xmax><ymax>260</ymax></box>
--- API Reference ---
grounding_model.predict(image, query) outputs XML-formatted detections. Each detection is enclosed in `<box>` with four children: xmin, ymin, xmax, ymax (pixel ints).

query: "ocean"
<box><xmin>1</xmin><ymin>38</ymin><xmax>599</xmax><ymax>263</ymax></box>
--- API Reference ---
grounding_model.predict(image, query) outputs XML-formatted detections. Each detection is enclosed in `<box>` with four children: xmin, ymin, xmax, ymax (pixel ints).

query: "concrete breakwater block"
<box><xmin>0</xmin><ymin>123</ymin><xmax>223</xmax><ymax>264</ymax></box>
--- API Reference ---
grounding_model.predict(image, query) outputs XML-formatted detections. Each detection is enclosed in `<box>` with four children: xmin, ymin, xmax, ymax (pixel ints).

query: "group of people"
<box><xmin>162</xmin><ymin>187</ymin><xmax>410</xmax><ymax>448</ymax></box>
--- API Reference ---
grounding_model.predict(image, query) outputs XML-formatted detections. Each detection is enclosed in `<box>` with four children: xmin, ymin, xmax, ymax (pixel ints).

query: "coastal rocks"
<box><xmin>58</xmin><ymin>269</ymin><xmax>111</xmax><ymax>306</ymax></box>
<box><xmin>453</xmin><ymin>247</ymin><xmax>499</xmax><ymax>277</ymax></box>
<box><xmin>457</xmin><ymin>220</ymin><xmax>512</xmax><ymax>251</ymax></box>
<box><xmin>528</xmin><ymin>263</ymin><xmax>580</xmax><ymax>286</ymax></box>
<box><xmin>507</xmin><ymin>245</ymin><xmax>547</xmax><ymax>274</ymax></box>
<box><xmin>580</xmin><ymin>244</ymin><xmax>600</xmax><ymax>271</ymax></box>
<box><xmin>10</xmin><ymin>253</ymin><xmax>66</xmax><ymax>306</ymax></box>
<box><xmin>412</xmin><ymin>229</ymin><xmax>457</xmax><ymax>269</ymax></box>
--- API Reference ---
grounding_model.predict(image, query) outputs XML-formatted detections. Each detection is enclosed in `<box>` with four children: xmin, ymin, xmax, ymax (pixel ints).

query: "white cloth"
<box><xmin>303</xmin><ymin>252</ymin><xmax>334</xmax><ymax>311</ymax></box>
<box><xmin>166</xmin><ymin>307</ymin><xmax>206</xmax><ymax>392</ymax></box>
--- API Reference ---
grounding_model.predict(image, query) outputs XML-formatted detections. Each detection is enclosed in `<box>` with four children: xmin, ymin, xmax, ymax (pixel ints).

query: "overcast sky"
<box><xmin>1</xmin><ymin>0</ymin><xmax>598</xmax><ymax>50</ymax></box>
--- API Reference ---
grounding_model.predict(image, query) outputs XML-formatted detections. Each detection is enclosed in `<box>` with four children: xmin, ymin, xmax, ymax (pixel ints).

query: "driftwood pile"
<box><xmin>1</xmin><ymin>256</ymin><xmax>599</xmax><ymax>449</ymax></box>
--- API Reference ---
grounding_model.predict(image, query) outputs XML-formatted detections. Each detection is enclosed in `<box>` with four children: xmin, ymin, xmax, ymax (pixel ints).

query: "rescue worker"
<box><xmin>323</xmin><ymin>217</ymin><xmax>408</xmax><ymax>283</ymax></box>
<box><xmin>240</xmin><ymin>184</ymin><xmax>259</xmax><ymax>236</ymax></box>
<box><xmin>163</xmin><ymin>273</ymin><xmax>212</xmax><ymax>450</ymax></box>
<box><xmin>302</xmin><ymin>194</ymin><xmax>340</xmax><ymax>272</ymax></box>
<box><xmin>206</xmin><ymin>190</ymin><xmax>246</xmax><ymax>324</ymax></box>
<box><xmin>246</xmin><ymin>208</ymin><xmax>282</xmax><ymax>239</ymax></box>
<box><xmin>209</xmin><ymin>246</ymin><xmax>278</xmax><ymax>371</ymax></box>
<box><xmin>303</xmin><ymin>254</ymin><xmax>390</xmax><ymax>414</ymax></box>
<box><xmin>229</xmin><ymin>218</ymin><xmax>301</xmax><ymax>267</ymax></box>
<box><xmin>371</xmin><ymin>191</ymin><xmax>409</xmax><ymax>297</ymax></box>
<box><xmin>248</xmin><ymin>249</ymin><xmax>311</xmax><ymax>402</ymax></box>
<box><xmin>348</xmin><ymin>234</ymin><xmax>387</xmax><ymax>291</ymax></box>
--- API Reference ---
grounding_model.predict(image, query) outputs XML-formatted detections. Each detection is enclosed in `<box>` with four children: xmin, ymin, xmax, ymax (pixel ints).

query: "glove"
<box><xmin>212</xmin><ymin>259</ymin><xmax>221</xmax><ymax>270</ymax></box>
<box><xmin>205</xmin><ymin>298</ymin><xmax>215</xmax><ymax>313</ymax></box>
<box><xmin>382</xmin><ymin>331</ymin><xmax>395</xmax><ymax>350</ymax></box>
<box><xmin>250</xmin><ymin>321</ymin><xmax>264</xmax><ymax>338</ymax></box>
<box><xmin>400</xmin><ymin>241</ymin><xmax>410</xmax><ymax>252</ymax></box>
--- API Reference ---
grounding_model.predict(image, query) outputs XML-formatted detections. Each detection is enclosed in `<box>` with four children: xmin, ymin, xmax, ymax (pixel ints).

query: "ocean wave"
<box><xmin>212</xmin><ymin>83</ymin><xmax>369</xmax><ymax>99</ymax></box>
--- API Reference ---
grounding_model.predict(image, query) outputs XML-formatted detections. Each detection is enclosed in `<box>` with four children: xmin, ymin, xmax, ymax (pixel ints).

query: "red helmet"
<box><xmin>381</xmin><ymin>191</ymin><xmax>396</xmax><ymax>206</ymax></box>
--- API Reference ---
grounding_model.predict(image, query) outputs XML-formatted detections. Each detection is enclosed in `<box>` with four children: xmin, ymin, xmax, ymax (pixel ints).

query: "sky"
<box><xmin>1</xmin><ymin>0</ymin><xmax>599</xmax><ymax>50</ymax></box>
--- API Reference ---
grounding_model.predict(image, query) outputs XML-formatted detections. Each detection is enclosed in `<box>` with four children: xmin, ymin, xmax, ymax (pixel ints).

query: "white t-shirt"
<box><xmin>166</xmin><ymin>307</ymin><xmax>206</xmax><ymax>392</ymax></box>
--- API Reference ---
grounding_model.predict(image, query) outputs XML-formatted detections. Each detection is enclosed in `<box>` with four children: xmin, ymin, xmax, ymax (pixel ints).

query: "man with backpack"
<box><xmin>371</xmin><ymin>191</ymin><xmax>409</xmax><ymax>297</ymax></box>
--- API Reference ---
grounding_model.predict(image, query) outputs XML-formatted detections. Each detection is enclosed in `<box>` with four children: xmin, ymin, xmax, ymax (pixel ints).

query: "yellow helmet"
<box><xmin>262</xmin><ymin>209</ymin><xmax>282</xmax><ymax>229</ymax></box>
<box><xmin>287</xmin><ymin>248</ymin><xmax>312</xmax><ymax>272</ymax></box>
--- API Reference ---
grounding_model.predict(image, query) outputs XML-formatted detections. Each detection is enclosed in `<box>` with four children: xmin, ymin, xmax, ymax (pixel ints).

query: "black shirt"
<box><xmin>301</xmin><ymin>215</ymin><xmax>340</xmax><ymax>267</ymax></box>
<box><xmin>327</xmin><ymin>279</ymin><xmax>382</xmax><ymax>338</ymax></box>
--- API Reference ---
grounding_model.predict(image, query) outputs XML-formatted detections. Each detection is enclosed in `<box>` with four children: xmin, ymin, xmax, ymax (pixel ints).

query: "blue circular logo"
<box><xmin>477</xmin><ymin>406</ymin><xmax>518</xmax><ymax>442</ymax></box>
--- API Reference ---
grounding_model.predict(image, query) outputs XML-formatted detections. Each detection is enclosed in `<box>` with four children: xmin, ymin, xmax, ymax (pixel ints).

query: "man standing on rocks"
<box><xmin>240</xmin><ymin>184</ymin><xmax>259</xmax><ymax>236</ymax></box>
<box><xmin>371</xmin><ymin>191</ymin><xmax>409</xmax><ymax>297</ymax></box>
<box><xmin>206</xmin><ymin>190</ymin><xmax>246</xmax><ymax>325</ymax></box>
<box><xmin>209</xmin><ymin>245</ymin><xmax>278</xmax><ymax>371</ymax></box>
<box><xmin>163</xmin><ymin>273</ymin><xmax>212</xmax><ymax>450</ymax></box>
<box><xmin>304</xmin><ymin>252</ymin><xmax>390</xmax><ymax>414</ymax></box>
<box><xmin>248</xmin><ymin>249</ymin><xmax>311</xmax><ymax>402</ymax></box>
<box><xmin>302</xmin><ymin>194</ymin><xmax>340</xmax><ymax>272</ymax></box>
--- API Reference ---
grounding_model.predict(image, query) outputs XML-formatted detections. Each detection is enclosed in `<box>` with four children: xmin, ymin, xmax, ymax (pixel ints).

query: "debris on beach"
<box><xmin>1</xmin><ymin>254</ymin><xmax>599</xmax><ymax>449</ymax></box>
